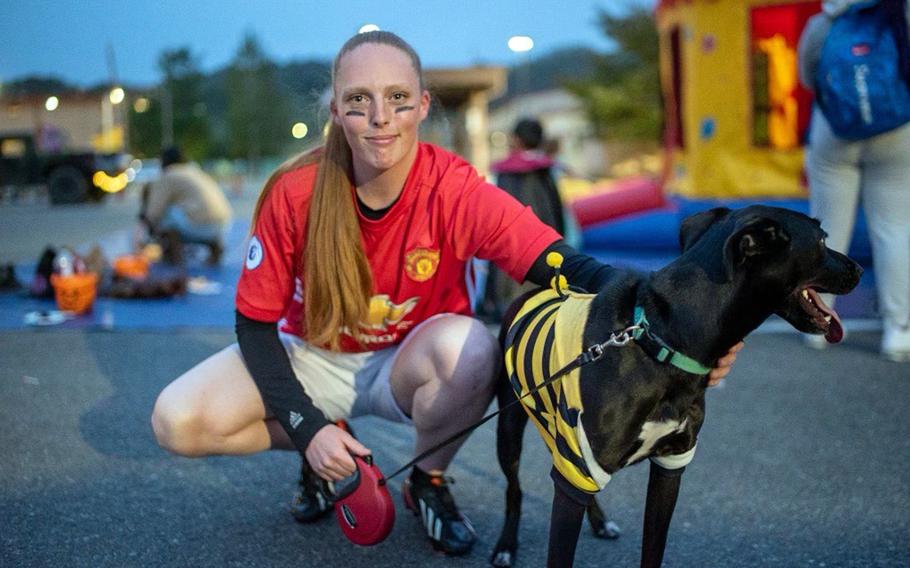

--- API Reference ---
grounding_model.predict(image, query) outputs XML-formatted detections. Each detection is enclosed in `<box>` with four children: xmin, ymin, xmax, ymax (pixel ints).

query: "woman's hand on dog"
<box><xmin>708</xmin><ymin>341</ymin><xmax>744</xmax><ymax>386</ymax></box>
<box><xmin>306</xmin><ymin>424</ymin><xmax>372</xmax><ymax>481</ymax></box>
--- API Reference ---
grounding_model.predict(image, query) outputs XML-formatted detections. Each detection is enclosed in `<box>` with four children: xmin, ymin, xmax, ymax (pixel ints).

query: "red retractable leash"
<box><xmin>328</xmin><ymin>455</ymin><xmax>395</xmax><ymax>546</ymax></box>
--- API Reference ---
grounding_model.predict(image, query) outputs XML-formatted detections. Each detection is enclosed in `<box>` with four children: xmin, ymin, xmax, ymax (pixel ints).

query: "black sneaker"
<box><xmin>290</xmin><ymin>420</ymin><xmax>355</xmax><ymax>523</ymax></box>
<box><xmin>206</xmin><ymin>240</ymin><xmax>223</xmax><ymax>266</ymax></box>
<box><xmin>290</xmin><ymin>459</ymin><xmax>333</xmax><ymax>523</ymax></box>
<box><xmin>402</xmin><ymin>467</ymin><xmax>476</xmax><ymax>556</ymax></box>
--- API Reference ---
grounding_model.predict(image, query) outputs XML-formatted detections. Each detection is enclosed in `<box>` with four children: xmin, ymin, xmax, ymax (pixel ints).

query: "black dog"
<box><xmin>491</xmin><ymin>206</ymin><xmax>863</xmax><ymax>567</ymax></box>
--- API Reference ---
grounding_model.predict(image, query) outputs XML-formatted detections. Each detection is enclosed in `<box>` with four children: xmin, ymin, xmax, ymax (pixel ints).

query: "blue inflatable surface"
<box><xmin>582</xmin><ymin>197</ymin><xmax>872</xmax><ymax>264</ymax></box>
<box><xmin>578</xmin><ymin>196</ymin><xmax>878</xmax><ymax>320</ymax></box>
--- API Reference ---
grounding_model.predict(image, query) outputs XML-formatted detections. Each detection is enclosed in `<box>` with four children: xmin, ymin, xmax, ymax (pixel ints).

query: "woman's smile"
<box><xmin>365</xmin><ymin>134</ymin><xmax>399</xmax><ymax>146</ymax></box>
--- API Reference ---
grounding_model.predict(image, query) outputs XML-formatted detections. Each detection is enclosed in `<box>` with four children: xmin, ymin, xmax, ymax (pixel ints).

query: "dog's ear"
<box><xmin>723</xmin><ymin>216</ymin><xmax>791</xmax><ymax>278</ymax></box>
<box><xmin>679</xmin><ymin>207</ymin><xmax>731</xmax><ymax>252</ymax></box>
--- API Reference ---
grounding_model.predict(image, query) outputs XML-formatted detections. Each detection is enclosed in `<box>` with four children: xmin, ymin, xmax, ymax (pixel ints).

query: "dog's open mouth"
<box><xmin>798</xmin><ymin>287</ymin><xmax>844</xmax><ymax>343</ymax></box>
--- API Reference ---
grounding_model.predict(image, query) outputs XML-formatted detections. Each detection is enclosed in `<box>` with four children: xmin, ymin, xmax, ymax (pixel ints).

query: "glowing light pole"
<box><xmin>100</xmin><ymin>86</ymin><xmax>125</xmax><ymax>151</ymax></box>
<box><xmin>507</xmin><ymin>35</ymin><xmax>534</xmax><ymax>54</ymax></box>
<box><xmin>508</xmin><ymin>35</ymin><xmax>534</xmax><ymax>110</ymax></box>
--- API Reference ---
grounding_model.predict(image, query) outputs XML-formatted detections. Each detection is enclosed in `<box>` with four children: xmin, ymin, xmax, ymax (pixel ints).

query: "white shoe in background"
<box><xmin>881</xmin><ymin>323</ymin><xmax>910</xmax><ymax>363</ymax></box>
<box><xmin>803</xmin><ymin>333</ymin><xmax>829</xmax><ymax>350</ymax></box>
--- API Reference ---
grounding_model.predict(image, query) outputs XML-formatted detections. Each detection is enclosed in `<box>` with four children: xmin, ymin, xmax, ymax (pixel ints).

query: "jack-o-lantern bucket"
<box><xmin>50</xmin><ymin>273</ymin><xmax>99</xmax><ymax>314</ymax></box>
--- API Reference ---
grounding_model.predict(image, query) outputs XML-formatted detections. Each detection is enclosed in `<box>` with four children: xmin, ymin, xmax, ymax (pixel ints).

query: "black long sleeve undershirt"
<box><xmin>235</xmin><ymin>240</ymin><xmax>614</xmax><ymax>456</ymax></box>
<box><xmin>525</xmin><ymin>240</ymin><xmax>616</xmax><ymax>293</ymax></box>
<box><xmin>235</xmin><ymin>311</ymin><xmax>329</xmax><ymax>455</ymax></box>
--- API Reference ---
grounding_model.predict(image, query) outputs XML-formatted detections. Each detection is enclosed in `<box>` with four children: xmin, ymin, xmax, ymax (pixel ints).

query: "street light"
<box><xmin>508</xmin><ymin>35</ymin><xmax>534</xmax><ymax>102</ymax></box>
<box><xmin>109</xmin><ymin>87</ymin><xmax>125</xmax><ymax>105</ymax></box>
<box><xmin>507</xmin><ymin>35</ymin><xmax>534</xmax><ymax>53</ymax></box>
<box><xmin>101</xmin><ymin>87</ymin><xmax>126</xmax><ymax>153</ymax></box>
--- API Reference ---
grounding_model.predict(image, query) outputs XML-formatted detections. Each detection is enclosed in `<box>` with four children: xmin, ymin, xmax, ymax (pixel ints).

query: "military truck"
<box><xmin>0</xmin><ymin>131</ymin><xmax>132</xmax><ymax>205</ymax></box>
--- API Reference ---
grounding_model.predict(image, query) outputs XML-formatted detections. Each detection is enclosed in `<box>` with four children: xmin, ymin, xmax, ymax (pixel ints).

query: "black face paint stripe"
<box><xmin>345</xmin><ymin>111</ymin><xmax>366</xmax><ymax>116</ymax></box>
<box><xmin>395</xmin><ymin>106</ymin><xmax>415</xmax><ymax>113</ymax></box>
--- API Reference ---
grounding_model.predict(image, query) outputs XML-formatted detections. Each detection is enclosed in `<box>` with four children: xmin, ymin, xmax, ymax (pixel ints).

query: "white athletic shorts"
<box><xmin>234</xmin><ymin>314</ymin><xmax>452</xmax><ymax>424</ymax></box>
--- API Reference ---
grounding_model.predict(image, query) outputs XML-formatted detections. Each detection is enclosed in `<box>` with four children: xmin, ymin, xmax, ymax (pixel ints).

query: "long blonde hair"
<box><xmin>251</xmin><ymin>31</ymin><xmax>425</xmax><ymax>350</ymax></box>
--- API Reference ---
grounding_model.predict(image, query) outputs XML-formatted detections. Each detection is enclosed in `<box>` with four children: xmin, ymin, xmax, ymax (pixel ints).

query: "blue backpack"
<box><xmin>815</xmin><ymin>0</ymin><xmax>910</xmax><ymax>140</ymax></box>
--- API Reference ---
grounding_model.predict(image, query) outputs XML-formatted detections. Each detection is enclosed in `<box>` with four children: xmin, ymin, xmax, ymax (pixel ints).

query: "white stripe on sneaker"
<box><xmin>419</xmin><ymin>500</ymin><xmax>430</xmax><ymax>537</ymax></box>
<box><xmin>425</xmin><ymin>502</ymin><xmax>436</xmax><ymax>538</ymax></box>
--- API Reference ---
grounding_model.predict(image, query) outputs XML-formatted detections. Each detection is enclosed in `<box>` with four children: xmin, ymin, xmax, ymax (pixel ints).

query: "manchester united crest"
<box><xmin>404</xmin><ymin>248</ymin><xmax>440</xmax><ymax>282</ymax></box>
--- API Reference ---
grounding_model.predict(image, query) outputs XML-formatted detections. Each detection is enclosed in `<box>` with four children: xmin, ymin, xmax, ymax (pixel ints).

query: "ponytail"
<box><xmin>302</xmin><ymin>123</ymin><xmax>372</xmax><ymax>350</ymax></box>
<box><xmin>249</xmin><ymin>124</ymin><xmax>372</xmax><ymax>350</ymax></box>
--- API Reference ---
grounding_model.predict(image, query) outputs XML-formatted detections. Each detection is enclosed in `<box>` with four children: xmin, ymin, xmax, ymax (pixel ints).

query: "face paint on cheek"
<box><xmin>394</xmin><ymin>106</ymin><xmax>415</xmax><ymax>113</ymax></box>
<box><xmin>345</xmin><ymin>110</ymin><xmax>366</xmax><ymax>117</ymax></box>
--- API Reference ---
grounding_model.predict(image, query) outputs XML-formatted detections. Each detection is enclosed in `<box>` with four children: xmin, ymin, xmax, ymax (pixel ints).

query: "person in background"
<box><xmin>798</xmin><ymin>0</ymin><xmax>910</xmax><ymax>361</ymax></box>
<box><xmin>477</xmin><ymin>118</ymin><xmax>566</xmax><ymax>322</ymax></box>
<box><xmin>150</xmin><ymin>31</ymin><xmax>742</xmax><ymax>559</ymax></box>
<box><xmin>140</xmin><ymin>146</ymin><xmax>233</xmax><ymax>265</ymax></box>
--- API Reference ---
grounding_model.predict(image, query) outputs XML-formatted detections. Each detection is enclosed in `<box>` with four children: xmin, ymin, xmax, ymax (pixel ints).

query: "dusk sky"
<box><xmin>1</xmin><ymin>0</ymin><xmax>654</xmax><ymax>88</ymax></box>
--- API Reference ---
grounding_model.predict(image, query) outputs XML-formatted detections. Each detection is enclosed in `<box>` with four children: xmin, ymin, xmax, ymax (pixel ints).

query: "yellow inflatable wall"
<box><xmin>656</xmin><ymin>0</ymin><xmax>821</xmax><ymax>198</ymax></box>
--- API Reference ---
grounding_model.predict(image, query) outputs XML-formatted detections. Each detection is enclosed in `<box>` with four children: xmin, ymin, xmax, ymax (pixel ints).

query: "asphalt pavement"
<box><xmin>1</xmin><ymin>186</ymin><xmax>909</xmax><ymax>567</ymax></box>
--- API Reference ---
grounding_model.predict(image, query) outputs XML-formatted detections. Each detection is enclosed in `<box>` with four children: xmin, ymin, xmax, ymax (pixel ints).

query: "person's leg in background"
<box><xmin>178</xmin><ymin>217</ymin><xmax>229</xmax><ymax>266</ymax></box>
<box><xmin>158</xmin><ymin>207</ymin><xmax>228</xmax><ymax>265</ymax></box>
<box><xmin>155</xmin><ymin>207</ymin><xmax>188</xmax><ymax>265</ymax></box>
<box><xmin>860</xmin><ymin>122</ymin><xmax>910</xmax><ymax>361</ymax></box>
<box><xmin>805</xmin><ymin>109</ymin><xmax>863</xmax><ymax>348</ymax></box>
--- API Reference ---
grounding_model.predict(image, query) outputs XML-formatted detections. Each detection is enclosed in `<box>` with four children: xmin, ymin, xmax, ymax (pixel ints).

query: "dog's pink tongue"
<box><xmin>807</xmin><ymin>289</ymin><xmax>844</xmax><ymax>343</ymax></box>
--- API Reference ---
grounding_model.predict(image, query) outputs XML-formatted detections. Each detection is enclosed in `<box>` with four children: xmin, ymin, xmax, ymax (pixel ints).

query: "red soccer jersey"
<box><xmin>236</xmin><ymin>143</ymin><xmax>561</xmax><ymax>352</ymax></box>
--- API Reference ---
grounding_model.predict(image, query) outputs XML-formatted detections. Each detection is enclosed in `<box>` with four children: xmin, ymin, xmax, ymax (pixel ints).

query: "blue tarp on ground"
<box><xmin>0</xmin><ymin>197</ymin><xmax>881</xmax><ymax>330</ymax></box>
<box><xmin>0</xmin><ymin>224</ymin><xmax>247</xmax><ymax>330</ymax></box>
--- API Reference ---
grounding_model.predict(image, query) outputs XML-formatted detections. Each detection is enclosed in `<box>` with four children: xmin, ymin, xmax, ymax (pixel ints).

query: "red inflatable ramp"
<box><xmin>571</xmin><ymin>176</ymin><xmax>666</xmax><ymax>228</ymax></box>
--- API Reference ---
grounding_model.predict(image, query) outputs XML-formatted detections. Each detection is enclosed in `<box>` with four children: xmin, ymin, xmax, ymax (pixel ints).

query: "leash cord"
<box><xmin>379</xmin><ymin>337</ymin><xmax>620</xmax><ymax>485</ymax></box>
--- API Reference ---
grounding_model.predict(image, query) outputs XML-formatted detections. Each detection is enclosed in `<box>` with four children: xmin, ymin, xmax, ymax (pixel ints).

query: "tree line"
<box><xmin>5</xmin><ymin>7</ymin><xmax>662</xmax><ymax>163</ymax></box>
<box><xmin>128</xmin><ymin>33</ymin><xmax>331</xmax><ymax>165</ymax></box>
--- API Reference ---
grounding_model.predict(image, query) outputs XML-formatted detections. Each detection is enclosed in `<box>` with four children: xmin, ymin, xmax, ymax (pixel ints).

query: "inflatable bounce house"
<box><xmin>574</xmin><ymin>0</ymin><xmax>873</xmax><ymax>265</ymax></box>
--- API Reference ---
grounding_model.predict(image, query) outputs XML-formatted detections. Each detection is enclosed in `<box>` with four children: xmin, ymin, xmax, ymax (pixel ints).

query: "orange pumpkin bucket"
<box><xmin>113</xmin><ymin>254</ymin><xmax>150</xmax><ymax>279</ymax></box>
<box><xmin>50</xmin><ymin>272</ymin><xmax>99</xmax><ymax>314</ymax></box>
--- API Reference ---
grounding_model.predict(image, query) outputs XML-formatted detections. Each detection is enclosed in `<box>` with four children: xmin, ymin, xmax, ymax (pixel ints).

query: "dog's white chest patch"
<box><xmin>625</xmin><ymin>419</ymin><xmax>689</xmax><ymax>466</ymax></box>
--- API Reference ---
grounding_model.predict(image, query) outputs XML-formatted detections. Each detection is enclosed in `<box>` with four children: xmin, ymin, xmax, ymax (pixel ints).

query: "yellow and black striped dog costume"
<box><xmin>503</xmin><ymin>287</ymin><xmax>612</xmax><ymax>496</ymax></box>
